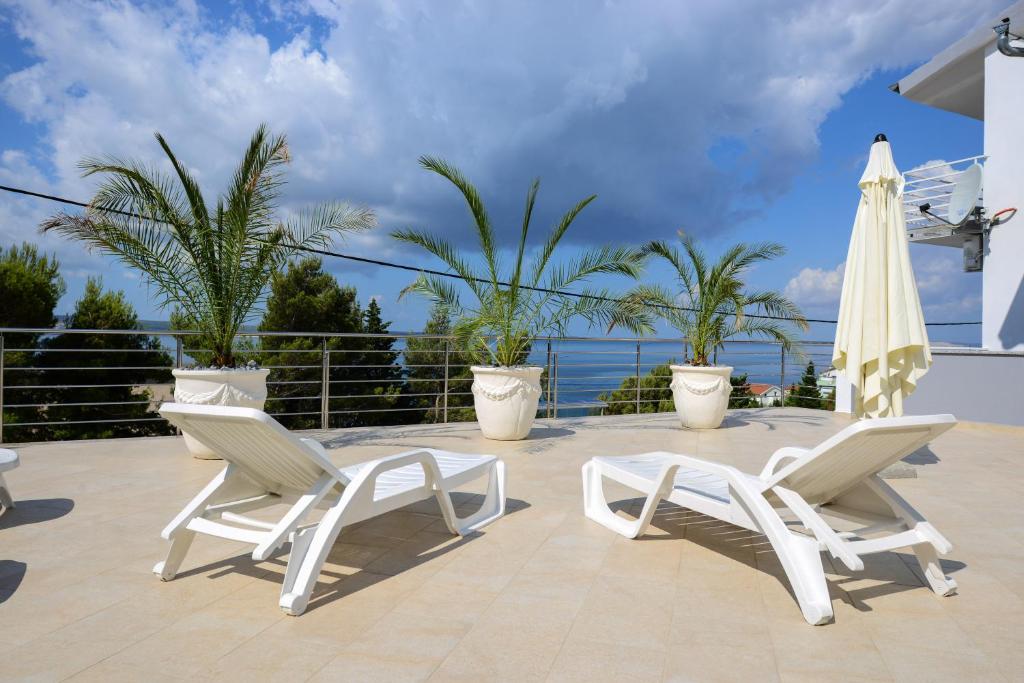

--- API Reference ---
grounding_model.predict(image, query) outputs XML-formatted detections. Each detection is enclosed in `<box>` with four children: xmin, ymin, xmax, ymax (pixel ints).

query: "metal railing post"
<box><xmin>545</xmin><ymin>339</ymin><xmax>552</xmax><ymax>418</ymax></box>
<box><xmin>635</xmin><ymin>340</ymin><xmax>641</xmax><ymax>414</ymax></box>
<box><xmin>442</xmin><ymin>339</ymin><xmax>450</xmax><ymax>424</ymax></box>
<box><xmin>0</xmin><ymin>333</ymin><xmax>5</xmax><ymax>444</ymax></box>
<box><xmin>172</xmin><ymin>335</ymin><xmax>183</xmax><ymax>435</ymax></box>
<box><xmin>552</xmin><ymin>352</ymin><xmax>559</xmax><ymax>419</ymax></box>
<box><xmin>779</xmin><ymin>345</ymin><xmax>786</xmax><ymax>407</ymax></box>
<box><xmin>321</xmin><ymin>339</ymin><xmax>330</xmax><ymax>430</ymax></box>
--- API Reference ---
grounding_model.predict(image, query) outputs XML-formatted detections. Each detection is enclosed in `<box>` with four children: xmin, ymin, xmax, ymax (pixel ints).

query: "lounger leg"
<box><xmin>912</xmin><ymin>542</ymin><xmax>957</xmax><ymax>596</ymax></box>
<box><xmin>436</xmin><ymin>461</ymin><xmax>506</xmax><ymax>536</ymax></box>
<box><xmin>154</xmin><ymin>529</ymin><xmax>196</xmax><ymax>581</ymax></box>
<box><xmin>581</xmin><ymin>460</ymin><xmax>676</xmax><ymax>539</ymax></box>
<box><xmin>279</xmin><ymin>492</ymin><xmax>362</xmax><ymax>616</ymax></box>
<box><xmin>0</xmin><ymin>473</ymin><xmax>13</xmax><ymax>510</ymax></box>
<box><xmin>773</xmin><ymin>533</ymin><xmax>834</xmax><ymax>626</ymax></box>
<box><xmin>280</xmin><ymin>526</ymin><xmax>317</xmax><ymax>603</ymax></box>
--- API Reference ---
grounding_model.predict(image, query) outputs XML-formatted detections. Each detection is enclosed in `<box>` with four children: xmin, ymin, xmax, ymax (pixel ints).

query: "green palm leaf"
<box><xmin>41</xmin><ymin>124</ymin><xmax>376</xmax><ymax>366</ymax></box>
<box><xmin>394</xmin><ymin>159</ymin><xmax>648</xmax><ymax>367</ymax></box>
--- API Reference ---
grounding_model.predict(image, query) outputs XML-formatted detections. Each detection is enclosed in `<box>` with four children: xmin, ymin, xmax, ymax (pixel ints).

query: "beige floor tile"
<box><xmin>4</xmin><ymin>411</ymin><xmax>1024</xmax><ymax>680</ymax></box>
<box><xmin>662</xmin><ymin>629</ymin><xmax>778</xmax><ymax>682</ymax></box>
<box><xmin>568</xmin><ymin>575</ymin><xmax>676</xmax><ymax>650</ymax></box>
<box><xmin>548</xmin><ymin>636</ymin><xmax>666</xmax><ymax>682</ymax></box>
<box><xmin>430</xmin><ymin>592</ymin><xmax>580</xmax><ymax>681</ymax></box>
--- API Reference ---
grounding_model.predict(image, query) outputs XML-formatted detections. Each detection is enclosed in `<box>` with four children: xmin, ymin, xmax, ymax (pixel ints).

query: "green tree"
<box><xmin>729</xmin><ymin>372</ymin><xmax>757</xmax><ymax>408</ymax></box>
<box><xmin>258</xmin><ymin>258</ymin><xmax>362</xmax><ymax>429</ymax></box>
<box><xmin>35</xmin><ymin>278</ymin><xmax>173</xmax><ymax>441</ymax></box>
<box><xmin>355</xmin><ymin>298</ymin><xmax>406</xmax><ymax>426</ymax></box>
<box><xmin>0</xmin><ymin>243</ymin><xmax>66</xmax><ymax>437</ymax></box>
<box><xmin>393</xmin><ymin>156</ymin><xmax>651</xmax><ymax>367</ymax></box>
<box><xmin>42</xmin><ymin>124</ymin><xmax>374</xmax><ymax>367</ymax></box>
<box><xmin>785</xmin><ymin>361</ymin><xmax>824</xmax><ymax>409</ymax></box>
<box><xmin>626</xmin><ymin>234</ymin><xmax>807</xmax><ymax>366</ymax></box>
<box><xmin>402</xmin><ymin>303</ymin><xmax>476</xmax><ymax>424</ymax></box>
<box><xmin>0</xmin><ymin>243</ymin><xmax>65</xmax><ymax>344</ymax></box>
<box><xmin>598</xmin><ymin>364</ymin><xmax>758</xmax><ymax>416</ymax></box>
<box><xmin>599</xmin><ymin>363</ymin><xmax>675</xmax><ymax>415</ymax></box>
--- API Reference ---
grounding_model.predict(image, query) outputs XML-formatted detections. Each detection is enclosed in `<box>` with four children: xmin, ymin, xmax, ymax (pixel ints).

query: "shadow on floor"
<box><xmin>313</xmin><ymin>423</ymin><xmax>482</xmax><ymax>450</ymax></box>
<box><xmin>0</xmin><ymin>498</ymin><xmax>75</xmax><ymax>530</ymax></box>
<box><xmin>170</xmin><ymin>496</ymin><xmax>531</xmax><ymax>614</ymax></box>
<box><xmin>903</xmin><ymin>444</ymin><xmax>940</xmax><ymax>466</ymax></box>
<box><xmin>611</xmin><ymin>496</ymin><xmax>964</xmax><ymax>620</ymax></box>
<box><xmin>565</xmin><ymin>409</ymin><xmax>833</xmax><ymax>433</ymax></box>
<box><xmin>0</xmin><ymin>560</ymin><xmax>27</xmax><ymax>603</ymax></box>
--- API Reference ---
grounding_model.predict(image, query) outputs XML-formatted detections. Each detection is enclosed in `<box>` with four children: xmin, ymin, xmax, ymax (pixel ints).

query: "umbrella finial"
<box><xmin>874</xmin><ymin>133</ymin><xmax>887</xmax><ymax>143</ymax></box>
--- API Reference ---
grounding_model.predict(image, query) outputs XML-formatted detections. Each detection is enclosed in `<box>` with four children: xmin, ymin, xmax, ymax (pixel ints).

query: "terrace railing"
<box><xmin>0</xmin><ymin>328</ymin><xmax>837</xmax><ymax>443</ymax></box>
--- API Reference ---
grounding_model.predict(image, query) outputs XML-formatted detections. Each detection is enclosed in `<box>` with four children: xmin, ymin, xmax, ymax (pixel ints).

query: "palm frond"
<box><xmin>528</xmin><ymin>194</ymin><xmax>596</xmax><ymax>287</ymax></box>
<box><xmin>419</xmin><ymin>155</ymin><xmax>500</xmax><ymax>284</ymax></box>
<box><xmin>40</xmin><ymin>123</ymin><xmax>375</xmax><ymax>366</ymax></box>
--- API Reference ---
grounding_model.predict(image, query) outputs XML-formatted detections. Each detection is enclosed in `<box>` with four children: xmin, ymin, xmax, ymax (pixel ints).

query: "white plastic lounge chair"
<box><xmin>0</xmin><ymin>448</ymin><xmax>18</xmax><ymax>511</ymax></box>
<box><xmin>156</xmin><ymin>403</ymin><xmax>506</xmax><ymax>616</ymax></box>
<box><xmin>582</xmin><ymin>414</ymin><xmax>957</xmax><ymax>625</ymax></box>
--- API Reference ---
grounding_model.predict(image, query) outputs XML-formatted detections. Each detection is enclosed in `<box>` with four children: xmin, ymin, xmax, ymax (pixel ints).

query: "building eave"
<box><xmin>895</xmin><ymin>1</ymin><xmax>1024</xmax><ymax>121</ymax></box>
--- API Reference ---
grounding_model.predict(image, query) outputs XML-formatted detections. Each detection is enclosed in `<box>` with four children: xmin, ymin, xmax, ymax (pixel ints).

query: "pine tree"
<box><xmin>259</xmin><ymin>258</ymin><xmax>362</xmax><ymax>429</ymax></box>
<box><xmin>785</xmin><ymin>361</ymin><xmax>824</xmax><ymax>409</ymax></box>
<box><xmin>599</xmin><ymin>363</ymin><xmax>676</xmax><ymax>415</ymax></box>
<box><xmin>402</xmin><ymin>304</ymin><xmax>475</xmax><ymax>424</ymax></box>
<box><xmin>0</xmin><ymin>243</ymin><xmax>66</xmax><ymax>438</ymax></box>
<box><xmin>729</xmin><ymin>372</ymin><xmax>756</xmax><ymax>408</ymax></box>
<box><xmin>353</xmin><ymin>298</ymin><xmax>406</xmax><ymax>426</ymax></box>
<box><xmin>36</xmin><ymin>278</ymin><xmax>173</xmax><ymax>440</ymax></box>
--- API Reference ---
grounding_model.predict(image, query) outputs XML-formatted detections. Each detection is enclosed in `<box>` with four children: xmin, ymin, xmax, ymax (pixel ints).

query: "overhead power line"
<box><xmin>0</xmin><ymin>183</ymin><xmax>981</xmax><ymax>327</ymax></box>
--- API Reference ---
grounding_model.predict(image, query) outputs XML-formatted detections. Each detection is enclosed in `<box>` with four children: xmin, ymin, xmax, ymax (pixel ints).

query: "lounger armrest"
<box><xmin>760</xmin><ymin>447</ymin><xmax>810</xmax><ymax>480</ymax></box>
<box><xmin>660</xmin><ymin>454</ymin><xmax>761</xmax><ymax>493</ymax></box>
<box><xmin>299</xmin><ymin>437</ymin><xmax>327</xmax><ymax>456</ymax></box>
<box><xmin>346</xmin><ymin>450</ymin><xmax>446</xmax><ymax>495</ymax></box>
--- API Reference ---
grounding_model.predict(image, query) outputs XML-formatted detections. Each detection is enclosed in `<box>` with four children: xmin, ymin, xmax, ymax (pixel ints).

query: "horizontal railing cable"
<box><xmin>0</xmin><ymin>183</ymin><xmax>980</xmax><ymax>327</ymax></box>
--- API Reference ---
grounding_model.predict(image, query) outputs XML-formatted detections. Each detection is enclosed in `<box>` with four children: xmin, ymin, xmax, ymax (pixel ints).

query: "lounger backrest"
<box><xmin>766</xmin><ymin>414</ymin><xmax>956</xmax><ymax>505</ymax></box>
<box><xmin>159</xmin><ymin>403</ymin><xmax>347</xmax><ymax>494</ymax></box>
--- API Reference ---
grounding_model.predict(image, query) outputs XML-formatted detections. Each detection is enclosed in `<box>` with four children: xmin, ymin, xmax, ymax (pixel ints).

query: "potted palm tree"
<box><xmin>394</xmin><ymin>157</ymin><xmax>651</xmax><ymax>440</ymax></box>
<box><xmin>42</xmin><ymin>125</ymin><xmax>374</xmax><ymax>457</ymax></box>
<box><xmin>628</xmin><ymin>234</ymin><xmax>807</xmax><ymax>429</ymax></box>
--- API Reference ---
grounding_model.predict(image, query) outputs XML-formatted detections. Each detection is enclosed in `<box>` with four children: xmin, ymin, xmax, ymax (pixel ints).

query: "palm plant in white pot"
<box><xmin>394</xmin><ymin>156</ymin><xmax>651</xmax><ymax>440</ymax></box>
<box><xmin>42</xmin><ymin>125</ymin><xmax>374</xmax><ymax>457</ymax></box>
<box><xmin>627</xmin><ymin>234</ymin><xmax>807</xmax><ymax>429</ymax></box>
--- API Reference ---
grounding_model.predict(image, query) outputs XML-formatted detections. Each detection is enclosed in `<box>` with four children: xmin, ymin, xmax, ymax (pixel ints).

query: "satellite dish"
<box><xmin>947</xmin><ymin>162</ymin><xmax>983</xmax><ymax>226</ymax></box>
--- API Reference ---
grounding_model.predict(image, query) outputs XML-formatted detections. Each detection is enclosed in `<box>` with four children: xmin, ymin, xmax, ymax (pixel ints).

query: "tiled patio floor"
<box><xmin>2</xmin><ymin>408</ymin><xmax>1023</xmax><ymax>681</ymax></box>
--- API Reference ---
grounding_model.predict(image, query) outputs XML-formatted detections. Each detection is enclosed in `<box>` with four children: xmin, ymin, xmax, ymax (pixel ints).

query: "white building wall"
<box><xmin>982</xmin><ymin>43</ymin><xmax>1024</xmax><ymax>351</ymax></box>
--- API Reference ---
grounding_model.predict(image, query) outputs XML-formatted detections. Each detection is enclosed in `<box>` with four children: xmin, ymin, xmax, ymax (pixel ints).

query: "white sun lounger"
<box><xmin>156</xmin><ymin>403</ymin><xmax>506</xmax><ymax>616</ymax></box>
<box><xmin>582</xmin><ymin>414</ymin><xmax>957</xmax><ymax>625</ymax></box>
<box><xmin>0</xmin><ymin>448</ymin><xmax>19</xmax><ymax>512</ymax></box>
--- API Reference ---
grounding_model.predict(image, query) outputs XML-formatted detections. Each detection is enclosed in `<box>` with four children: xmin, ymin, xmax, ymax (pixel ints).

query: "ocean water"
<box><xmin>135</xmin><ymin>322</ymin><xmax>834</xmax><ymax>417</ymax></box>
<box><xmin>519</xmin><ymin>338</ymin><xmax>834</xmax><ymax>415</ymax></box>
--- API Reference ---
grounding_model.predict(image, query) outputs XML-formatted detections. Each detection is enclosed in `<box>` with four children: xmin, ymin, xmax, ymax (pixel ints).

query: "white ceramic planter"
<box><xmin>470</xmin><ymin>366</ymin><xmax>543</xmax><ymax>441</ymax></box>
<box><xmin>669</xmin><ymin>365</ymin><xmax>733</xmax><ymax>429</ymax></box>
<box><xmin>171</xmin><ymin>368</ymin><xmax>270</xmax><ymax>459</ymax></box>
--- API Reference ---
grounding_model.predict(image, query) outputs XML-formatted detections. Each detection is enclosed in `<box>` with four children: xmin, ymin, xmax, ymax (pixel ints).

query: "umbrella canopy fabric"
<box><xmin>832</xmin><ymin>138</ymin><xmax>931</xmax><ymax>418</ymax></box>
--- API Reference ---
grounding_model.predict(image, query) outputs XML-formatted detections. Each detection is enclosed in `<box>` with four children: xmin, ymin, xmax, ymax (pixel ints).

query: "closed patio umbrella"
<box><xmin>832</xmin><ymin>134</ymin><xmax>930</xmax><ymax>418</ymax></box>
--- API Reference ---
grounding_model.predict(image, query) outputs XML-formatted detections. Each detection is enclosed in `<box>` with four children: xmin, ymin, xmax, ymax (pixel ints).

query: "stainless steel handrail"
<box><xmin>0</xmin><ymin>326</ymin><xmax>849</xmax><ymax>442</ymax></box>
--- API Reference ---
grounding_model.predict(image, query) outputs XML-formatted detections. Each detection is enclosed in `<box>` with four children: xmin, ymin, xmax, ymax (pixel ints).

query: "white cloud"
<box><xmin>787</xmin><ymin>249</ymin><xmax>982</xmax><ymax>334</ymax></box>
<box><xmin>1</xmin><ymin>0</ymin><xmax>1004</xmax><ymax>238</ymax></box>
<box><xmin>785</xmin><ymin>263</ymin><xmax>845</xmax><ymax>306</ymax></box>
<box><xmin>0</xmin><ymin>0</ymin><xmax>1001</xmax><ymax>326</ymax></box>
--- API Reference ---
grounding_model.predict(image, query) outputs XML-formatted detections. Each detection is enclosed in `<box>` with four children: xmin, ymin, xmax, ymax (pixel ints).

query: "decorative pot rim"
<box><xmin>669</xmin><ymin>364</ymin><xmax>733</xmax><ymax>374</ymax></box>
<box><xmin>172</xmin><ymin>368</ymin><xmax>271</xmax><ymax>377</ymax></box>
<box><xmin>470</xmin><ymin>365</ymin><xmax>543</xmax><ymax>376</ymax></box>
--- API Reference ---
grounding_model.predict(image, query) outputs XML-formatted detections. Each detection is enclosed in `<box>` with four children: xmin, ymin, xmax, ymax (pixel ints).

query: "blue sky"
<box><xmin>0</xmin><ymin>0</ymin><xmax>1000</xmax><ymax>344</ymax></box>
